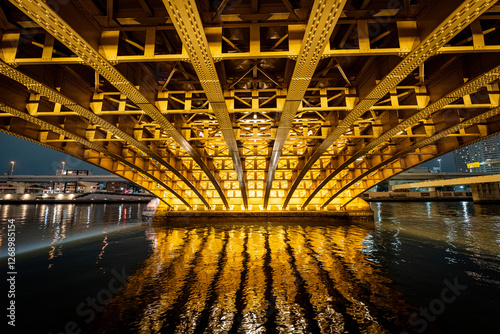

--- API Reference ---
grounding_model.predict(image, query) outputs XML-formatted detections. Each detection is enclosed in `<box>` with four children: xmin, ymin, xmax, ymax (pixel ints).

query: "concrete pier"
<box><xmin>154</xmin><ymin>209</ymin><xmax>375</xmax><ymax>224</ymax></box>
<box><xmin>471</xmin><ymin>182</ymin><xmax>500</xmax><ymax>203</ymax></box>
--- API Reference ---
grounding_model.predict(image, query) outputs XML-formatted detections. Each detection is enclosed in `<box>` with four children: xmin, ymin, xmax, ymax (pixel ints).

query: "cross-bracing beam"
<box><xmin>5</xmin><ymin>19</ymin><xmax>500</xmax><ymax>67</ymax></box>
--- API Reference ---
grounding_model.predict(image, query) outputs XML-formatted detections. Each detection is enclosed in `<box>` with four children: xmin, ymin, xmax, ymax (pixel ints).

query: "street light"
<box><xmin>10</xmin><ymin>161</ymin><xmax>14</xmax><ymax>175</ymax></box>
<box><xmin>437</xmin><ymin>159</ymin><xmax>442</xmax><ymax>173</ymax></box>
<box><xmin>62</xmin><ymin>161</ymin><xmax>66</xmax><ymax>174</ymax></box>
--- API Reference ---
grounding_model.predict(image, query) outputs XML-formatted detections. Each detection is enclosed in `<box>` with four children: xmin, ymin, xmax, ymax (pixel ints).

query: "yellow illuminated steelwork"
<box><xmin>0</xmin><ymin>0</ymin><xmax>497</xmax><ymax>211</ymax></box>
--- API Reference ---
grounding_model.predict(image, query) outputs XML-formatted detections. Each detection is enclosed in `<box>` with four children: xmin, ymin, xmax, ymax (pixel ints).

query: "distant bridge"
<box><xmin>0</xmin><ymin>0</ymin><xmax>500</xmax><ymax>211</ymax></box>
<box><xmin>0</xmin><ymin>175</ymin><xmax>123</xmax><ymax>183</ymax></box>
<box><xmin>392</xmin><ymin>174</ymin><xmax>500</xmax><ymax>190</ymax></box>
<box><xmin>393</xmin><ymin>174</ymin><xmax>500</xmax><ymax>202</ymax></box>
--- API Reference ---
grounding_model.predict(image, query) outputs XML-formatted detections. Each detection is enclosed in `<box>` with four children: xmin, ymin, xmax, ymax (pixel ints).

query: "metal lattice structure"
<box><xmin>0</xmin><ymin>0</ymin><xmax>499</xmax><ymax>211</ymax></box>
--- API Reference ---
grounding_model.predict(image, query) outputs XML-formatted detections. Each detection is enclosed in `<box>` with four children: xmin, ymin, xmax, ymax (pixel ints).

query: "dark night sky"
<box><xmin>0</xmin><ymin>132</ymin><xmax>109</xmax><ymax>175</ymax></box>
<box><xmin>419</xmin><ymin>151</ymin><xmax>457</xmax><ymax>172</ymax></box>
<box><xmin>0</xmin><ymin>131</ymin><xmax>458</xmax><ymax>176</ymax></box>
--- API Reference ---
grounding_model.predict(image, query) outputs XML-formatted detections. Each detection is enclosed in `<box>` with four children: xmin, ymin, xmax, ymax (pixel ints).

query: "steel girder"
<box><xmin>163</xmin><ymin>0</ymin><xmax>249</xmax><ymax>208</ymax></box>
<box><xmin>299</xmin><ymin>63</ymin><xmax>500</xmax><ymax>208</ymax></box>
<box><xmin>283</xmin><ymin>0</ymin><xmax>498</xmax><ymax>208</ymax></box>
<box><xmin>7</xmin><ymin>0</ymin><xmax>229</xmax><ymax>208</ymax></box>
<box><xmin>0</xmin><ymin>59</ymin><xmax>209</xmax><ymax>208</ymax></box>
<box><xmin>263</xmin><ymin>0</ymin><xmax>348</xmax><ymax>207</ymax></box>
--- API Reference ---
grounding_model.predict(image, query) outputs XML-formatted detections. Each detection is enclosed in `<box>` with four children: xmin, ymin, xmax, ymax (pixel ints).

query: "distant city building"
<box><xmin>454</xmin><ymin>136</ymin><xmax>500</xmax><ymax>173</ymax></box>
<box><xmin>106</xmin><ymin>181</ymin><xmax>128</xmax><ymax>193</ymax></box>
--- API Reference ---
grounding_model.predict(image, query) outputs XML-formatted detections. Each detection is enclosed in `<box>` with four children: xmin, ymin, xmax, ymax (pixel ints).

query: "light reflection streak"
<box><xmin>306</xmin><ymin>226</ymin><xmax>385</xmax><ymax>332</ymax></box>
<box><xmin>118</xmin><ymin>205</ymin><xmax>122</xmax><ymax>224</ymax></box>
<box><xmin>462</xmin><ymin>201</ymin><xmax>470</xmax><ymax>223</ymax></box>
<box><xmin>137</xmin><ymin>228</ymin><xmax>205</xmax><ymax>333</ymax></box>
<box><xmin>328</xmin><ymin>227</ymin><xmax>410</xmax><ymax>322</ymax></box>
<box><xmin>287</xmin><ymin>226</ymin><xmax>345</xmax><ymax>333</ymax></box>
<box><xmin>268</xmin><ymin>226</ymin><xmax>309</xmax><ymax>333</ymax></box>
<box><xmin>43</xmin><ymin>205</ymin><xmax>49</xmax><ymax>227</ymax></box>
<box><xmin>89</xmin><ymin>220</ymin><xmax>427</xmax><ymax>333</ymax></box>
<box><xmin>96</xmin><ymin>235</ymin><xmax>108</xmax><ymax>265</ymax></box>
<box><xmin>240</xmin><ymin>227</ymin><xmax>268</xmax><ymax>333</ymax></box>
<box><xmin>21</xmin><ymin>204</ymin><xmax>28</xmax><ymax>217</ymax></box>
<box><xmin>174</xmin><ymin>228</ymin><xmax>225</xmax><ymax>334</ymax></box>
<box><xmin>204</xmin><ymin>227</ymin><xmax>245</xmax><ymax>334</ymax></box>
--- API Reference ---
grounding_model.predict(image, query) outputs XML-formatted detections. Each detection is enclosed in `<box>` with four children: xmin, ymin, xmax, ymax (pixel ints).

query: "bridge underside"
<box><xmin>0</xmin><ymin>0</ymin><xmax>499</xmax><ymax>211</ymax></box>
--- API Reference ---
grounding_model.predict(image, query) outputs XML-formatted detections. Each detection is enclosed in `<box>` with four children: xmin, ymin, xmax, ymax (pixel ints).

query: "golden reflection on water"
<box><xmin>240</xmin><ymin>227</ymin><xmax>268</xmax><ymax>333</ymax></box>
<box><xmin>175</xmin><ymin>228</ymin><xmax>225</xmax><ymax>334</ymax></box>
<box><xmin>287</xmin><ymin>226</ymin><xmax>345</xmax><ymax>333</ymax></box>
<box><xmin>205</xmin><ymin>228</ymin><xmax>245</xmax><ymax>334</ymax></box>
<box><xmin>91</xmin><ymin>221</ymin><xmax>412</xmax><ymax>333</ymax></box>
<box><xmin>138</xmin><ymin>228</ymin><xmax>205</xmax><ymax>333</ymax></box>
<box><xmin>268</xmin><ymin>228</ymin><xmax>308</xmax><ymax>333</ymax></box>
<box><xmin>306</xmin><ymin>226</ymin><xmax>384</xmax><ymax>333</ymax></box>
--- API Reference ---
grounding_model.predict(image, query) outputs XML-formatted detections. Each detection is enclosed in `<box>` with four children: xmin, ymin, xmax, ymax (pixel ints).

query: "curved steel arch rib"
<box><xmin>8</xmin><ymin>0</ymin><xmax>229</xmax><ymax>209</ymax></box>
<box><xmin>0</xmin><ymin>103</ymin><xmax>193</xmax><ymax>208</ymax></box>
<box><xmin>163</xmin><ymin>0</ymin><xmax>249</xmax><ymax>208</ymax></box>
<box><xmin>0</xmin><ymin>59</ymin><xmax>209</xmax><ymax>208</ymax></box>
<box><xmin>263</xmin><ymin>0</ymin><xmax>348</xmax><ymax>208</ymax></box>
<box><xmin>299</xmin><ymin>63</ymin><xmax>500</xmax><ymax>208</ymax></box>
<box><xmin>325</xmin><ymin>105</ymin><xmax>500</xmax><ymax>208</ymax></box>
<box><xmin>283</xmin><ymin>0</ymin><xmax>497</xmax><ymax>208</ymax></box>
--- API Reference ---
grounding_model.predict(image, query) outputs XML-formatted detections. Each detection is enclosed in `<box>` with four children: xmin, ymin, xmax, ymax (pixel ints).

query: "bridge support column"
<box><xmin>345</xmin><ymin>198</ymin><xmax>372</xmax><ymax>211</ymax></box>
<box><xmin>471</xmin><ymin>182</ymin><xmax>500</xmax><ymax>203</ymax></box>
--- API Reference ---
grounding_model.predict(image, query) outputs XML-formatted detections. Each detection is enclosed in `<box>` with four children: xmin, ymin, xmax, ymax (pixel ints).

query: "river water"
<box><xmin>1</xmin><ymin>202</ymin><xmax>499</xmax><ymax>333</ymax></box>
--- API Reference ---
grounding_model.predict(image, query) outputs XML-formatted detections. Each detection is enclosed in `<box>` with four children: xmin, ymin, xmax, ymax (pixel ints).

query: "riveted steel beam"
<box><xmin>0</xmin><ymin>59</ymin><xmax>209</xmax><ymax>208</ymax></box>
<box><xmin>0</xmin><ymin>103</ymin><xmax>190</xmax><ymax>208</ymax></box>
<box><xmin>162</xmin><ymin>0</ymin><xmax>249</xmax><ymax>208</ymax></box>
<box><xmin>299</xmin><ymin>63</ymin><xmax>500</xmax><ymax>208</ymax></box>
<box><xmin>8</xmin><ymin>0</ymin><xmax>228</xmax><ymax>209</ymax></box>
<box><xmin>284</xmin><ymin>0</ymin><xmax>498</xmax><ymax>208</ymax></box>
<box><xmin>263</xmin><ymin>0</ymin><xmax>347</xmax><ymax>208</ymax></box>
